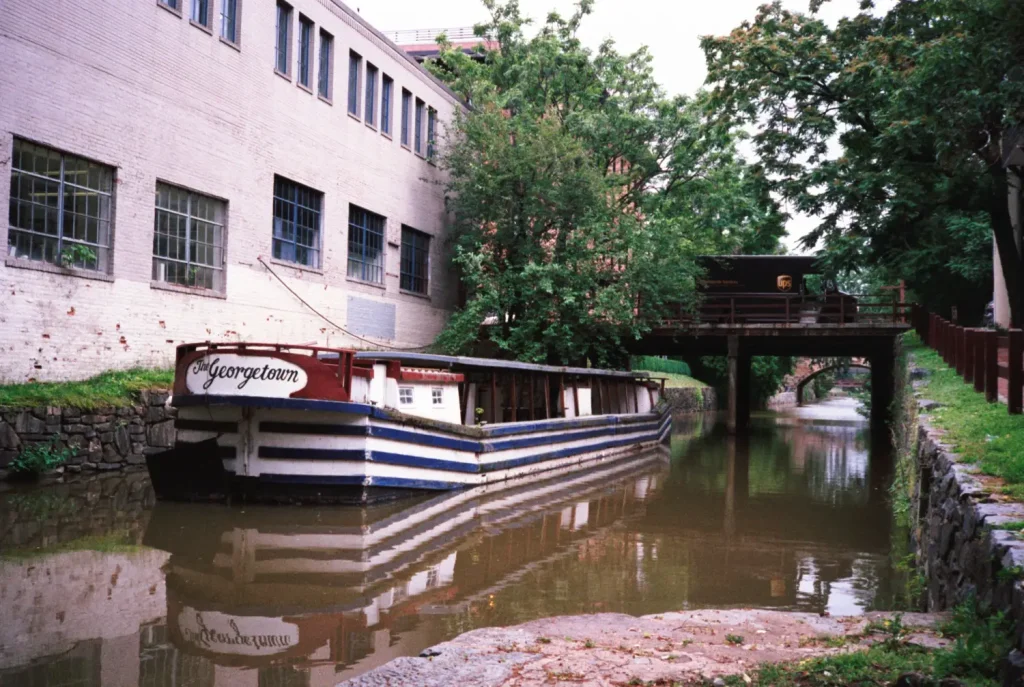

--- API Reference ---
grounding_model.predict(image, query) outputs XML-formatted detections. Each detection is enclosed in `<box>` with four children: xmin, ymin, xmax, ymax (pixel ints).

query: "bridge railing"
<box><xmin>659</xmin><ymin>293</ymin><xmax>913</xmax><ymax>326</ymax></box>
<box><xmin>914</xmin><ymin>306</ymin><xmax>1024</xmax><ymax>415</ymax></box>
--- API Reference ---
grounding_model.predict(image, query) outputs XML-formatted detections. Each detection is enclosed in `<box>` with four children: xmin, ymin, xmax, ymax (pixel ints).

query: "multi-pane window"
<box><xmin>153</xmin><ymin>183</ymin><xmax>226</xmax><ymax>291</ymax></box>
<box><xmin>381</xmin><ymin>75</ymin><xmax>393</xmax><ymax>136</ymax></box>
<box><xmin>272</xmin><ymin>176</ymin><xmax>322</xmax><ymax>268</ymax></box>
<box><xmin>275</xmin><ymin>2</ymin><xmax>291</xmax><ymax>75</ymax></box>
<box><xmin>220</xmin><ymin>0</ymin><xmax>238</xmax><ymax>43</ymax></box>
<box><xmin>190</xmin><ymin>0</ymin><xmax>209</xmax><ymax>27</ymax></box>
<box><xmin>158</xmin><ymin>0</ymin><xmax>179</xmax><ymax>11</ymax></box>
<box><xmin>297</xmin><ymin>16</ymin><xmax>313</xmax><ymax>88</ymax></box>
<box><xmin>347</xmin><ymin>205</ymin><xmax>385</xmax><ymax>284</ymax></box>
<box><xmin>348</xmin><ymin>51</ymin><xmax>362</xmax><ymax>116</ymax></box>
<box><xmin>7</xmin><ymin>139</ymin><xmax>114</xmax><ymax>272</ymax></box>
<box><xmin>401</xmin><ymin>89</ymin><xmax>412</xmax><ymax>146</ymax></box>
<box><xmin>414</xmin><ymin>99</ymin><xmax>425</xmax><ymax>154</ymax></box>
<box><xmin>399</xmin><ymin>387</ymin><xmax>413</xmax><ymax>405</ymax></box>
<box><xmin>318</xmin><ymin>30</ymin><xmax>333</xmax><ymax>99</ymax></box>
<box><xmin>364</xmin><ymin>63</ymin><xmax>378</xmax><ymax>126</ymax></box>
<box><xmin>432</xmin><ymin>388</ymin><xmax>443</xmax><ymax>406</ymax></box>
<box><xmin>427</xmin><ymin>107</ymin><xmax>437</xmax><ymax>161</ymax></box>
<box><xmin>400</xmin><ymin>226</ymin><xmax>430</xmax><ymax>294</ymax></box>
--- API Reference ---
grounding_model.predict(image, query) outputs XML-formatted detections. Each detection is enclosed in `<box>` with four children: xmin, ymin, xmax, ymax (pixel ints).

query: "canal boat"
<box><xmin>146</xmin><ymin>342</ymin><xmax>671</xmax><ymax>503</ymax></box>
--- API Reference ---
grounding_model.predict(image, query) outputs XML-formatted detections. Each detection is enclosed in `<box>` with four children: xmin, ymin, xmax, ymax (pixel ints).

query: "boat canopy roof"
<box><xmin>354</xmin><ymin>351</ymin><xmax>646</xmax><ymax>380</ymax></box>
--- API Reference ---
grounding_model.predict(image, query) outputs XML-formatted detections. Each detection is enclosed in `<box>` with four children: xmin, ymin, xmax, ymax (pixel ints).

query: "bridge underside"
<box><xmin>631</xmin><ymin>324</ymin><xmax>909</xmax><ymax>433</ymax></box>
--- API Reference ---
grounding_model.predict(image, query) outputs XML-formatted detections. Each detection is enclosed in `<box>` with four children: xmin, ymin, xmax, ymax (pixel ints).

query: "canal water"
<box><xmin>0</xmin><ymin>398</ymin><xmax>902</xmax><ymax>686</ymax></box>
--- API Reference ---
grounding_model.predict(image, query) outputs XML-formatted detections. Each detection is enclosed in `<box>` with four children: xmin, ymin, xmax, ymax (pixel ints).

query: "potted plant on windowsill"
<box><xmin>59</xmin><ymin>244</ymin><xmax>98</xmax><ymax>271</ymax></box>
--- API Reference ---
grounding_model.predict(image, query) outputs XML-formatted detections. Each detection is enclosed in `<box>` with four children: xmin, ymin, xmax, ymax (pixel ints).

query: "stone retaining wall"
<box><xmin>913</xmin><ymin>419</ymin><xmax>1024</xmax><ymax>649</ymax></box>
<box><xmin>0</xmin><ymin>391</ymin><xmax>176</xmax><ymax>479</ymax></box>
<box><xmin>663</xmin><ymin>387</ymin><xmax>717</xmax><ymax>413</ymax></box>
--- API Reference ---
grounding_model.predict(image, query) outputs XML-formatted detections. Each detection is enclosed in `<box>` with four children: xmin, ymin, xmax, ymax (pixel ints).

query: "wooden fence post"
<box><xmin>941</xmin><ymin>320</ymin><xmax>950</xmax><ymax>364</ymax></box>
<box><xmin>985</xmin><ymin>329</ymin><xmax>998</xmax><ymax>403</ymax></box>
<box><xmin>1009</xmin><ymin>329</ymin><xmax>1023</xmax><ymax>415</ymax></box>
<box><xmin>963</xmin><ymin>329</ymin><xmax>975</xmax><ymax>385</ymax></box>
<box><xmin>973</xmin><ymin>330</ymin><xmax>985</xmax><ymax>393</ymax></box>
<box><xmin>952</xmin><ymin>325</ymin><xmax>961</xmax><ymax>373</ymax></box>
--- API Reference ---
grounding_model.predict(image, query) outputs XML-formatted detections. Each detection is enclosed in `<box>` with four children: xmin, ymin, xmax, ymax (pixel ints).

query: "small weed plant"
<box><xmin>725</xmin><ymin>634</ymin><xmax>744</xmax><ymax>646</ymax></box>
<box><xmin>8</xmin><ymin>434</ymin><xmax>74</xmax><ymax>476</ymax></box>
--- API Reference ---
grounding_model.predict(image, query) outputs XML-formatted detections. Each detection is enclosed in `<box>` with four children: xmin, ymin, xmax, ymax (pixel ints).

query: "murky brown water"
<box><xmin>0</xmin><ymin>399</ymin><xmax>900</xmax><ymax>686</ymax></box>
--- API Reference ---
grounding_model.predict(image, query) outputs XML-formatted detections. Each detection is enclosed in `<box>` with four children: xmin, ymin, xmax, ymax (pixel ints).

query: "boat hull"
<box><xmin>147</xmin><ymin>397</ymin><xmax>672</xmax><ymax>504</ymax></box>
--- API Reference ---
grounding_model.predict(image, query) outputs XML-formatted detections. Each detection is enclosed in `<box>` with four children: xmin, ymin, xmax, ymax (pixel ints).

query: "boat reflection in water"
<box><xmin>143</xmin><ymin>450</ymin><xmax>670</xmax><ymax>684</ymax></box>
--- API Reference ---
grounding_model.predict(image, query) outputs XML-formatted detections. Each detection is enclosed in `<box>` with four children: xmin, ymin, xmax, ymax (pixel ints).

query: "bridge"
<box><xmin>796</xmin><ymin>362</ymin><xmax>870</xmax><ymax>406</ymax></box>
<box><xmin>631</xmin><ymin>256</ymin><xmax>912</xmax><ymax>433</ymax></box>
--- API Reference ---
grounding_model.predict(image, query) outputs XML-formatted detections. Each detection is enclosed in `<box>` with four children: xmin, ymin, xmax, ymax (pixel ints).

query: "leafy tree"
<box><xmin>701</xmin><ymin>0</ymin><xmax>1024</xmax><ymax>324</ymax></box>
<box><xmin>430</xmin><ymin>0</ymin><xmax>785</xmax><ymax>365</ymax></box>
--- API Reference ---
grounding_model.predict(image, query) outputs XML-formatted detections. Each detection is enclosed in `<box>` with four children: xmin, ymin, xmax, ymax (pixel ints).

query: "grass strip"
<box><xmin>0</xmin><ymin>368</ymin><xmax>173</xmax><ymax>410</ymax></box>
<box><xmin>907</xmin><ymin>332</ymin><xmax>1024</xmax><ymax>500</ymax></box>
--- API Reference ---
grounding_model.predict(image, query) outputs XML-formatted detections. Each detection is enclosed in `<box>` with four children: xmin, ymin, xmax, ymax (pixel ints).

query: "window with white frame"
<box><xmin>7</xmin><ymin>138</ymin><xmax>114</xmax><ymax>272</ymax></box>
<box><xmin>399</xmin><ymin>387</ymin><xmax>414</xmax><ymax>405</ymax></box>
<box><xmin>414</xmin><ymin>98</ymin><xmax>425</xmax><ymax>154</ymax></box>
<box><xmin>274</xmin><ymin>1</ymin><xmax>291</xmax><ymax>75</ymax></box>
<box><xmin>191</xmin><ymin>0</ymin><xmax>210</xmax><ymax>27</ymax></box>
<box><xmin>431</xmin><ymin>388</ymin><xmax>444</xmax><ymax>406</ymax></box>
<box><xmin>381</xmin><ymin>74</ymin><xmax>393</xmax><ymax>135</ymax></box>
<box><xmin>348</xmin><ymin>50</ymin><xmax>362</xmax><ymax>115</ymax></box>
<box><xmin>365</xmin><ymin>63</ymin><xmax>378</xmax><ymax>126</ymax></box>
<box><xmin>219</xmin><ymin>0</ymin><xmax>238</xmax><ymax>43</ymax></box>
<box><xmin>318</xmin><ymin>30</ymin><xmax>333</xmax><ymax>99</ymax></box>
<box><xmin>158</xmin><ymin>0</ymin><xmax>180</xmax><ymax>12</ymax></box>
<box><xmin>153</xmin><ymin>182</ymin><xmax>226</xmax><ymax>291</ymax></box>
<box><xmin>297</xmin><ymin>15</ymin><xmax>313</xmax><ymax>88</ymax></box>
<box><xmin>272</xmin><ymin>175</ymin><xmax>322</xmax><ymax>268</ymax></box>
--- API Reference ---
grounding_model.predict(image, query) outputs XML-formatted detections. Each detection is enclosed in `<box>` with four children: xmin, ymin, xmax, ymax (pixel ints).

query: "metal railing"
<box><xmin>383</xmin><ymin>27</ymin><xmax>487</xmax><ymax>45</ymax></box>
<box><xmin>660</xmin><ymin>293</ymin><xmax>913</xmax><ymax>326</ymax></box>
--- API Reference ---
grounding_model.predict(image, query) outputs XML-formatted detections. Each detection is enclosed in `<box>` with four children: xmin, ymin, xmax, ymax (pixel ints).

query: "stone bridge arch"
<box><xmin>796</xmin><ymin>362</ymin><xmax>871</xmax><ymax>406</ymax></box>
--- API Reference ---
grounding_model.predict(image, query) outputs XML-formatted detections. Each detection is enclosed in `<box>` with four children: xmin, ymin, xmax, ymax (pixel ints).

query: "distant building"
<box><xmin>385</xmin><ymin>27</ymin><xmax>498</xmax><ymax>63</ymax></box>
<box><xmin>0</xmin><ymin>0</ymin><xmax>465</xmax><ymax>382</ymax></box>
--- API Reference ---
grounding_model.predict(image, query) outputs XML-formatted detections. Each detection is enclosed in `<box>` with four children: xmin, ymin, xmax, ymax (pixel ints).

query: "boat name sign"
<box><xmin>186</xmin><ymin>354</ymin><xmax>308</xmax><ymax>396</ymax></box>
<box><xmin>177</xmin><ymin>607</ymin><xmax>299</xmax><ymax>656</ymax></box>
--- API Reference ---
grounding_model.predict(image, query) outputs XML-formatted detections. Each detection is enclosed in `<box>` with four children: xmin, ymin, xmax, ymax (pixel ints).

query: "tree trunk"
<box><xmin>990</xmin><ymin>165</ymin><xmax>1024</xmax><ymax>327</ymax></box>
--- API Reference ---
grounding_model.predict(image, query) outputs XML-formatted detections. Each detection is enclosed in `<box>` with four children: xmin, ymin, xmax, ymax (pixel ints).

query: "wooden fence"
<box><xmin>910</xmin><ymin>305</ymin><xmax>1023</xmax><ymax>414</ymax></box>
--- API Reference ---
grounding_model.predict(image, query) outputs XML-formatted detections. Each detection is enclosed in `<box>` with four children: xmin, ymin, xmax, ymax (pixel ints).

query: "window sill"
<box><xmin>318</xmin><ymin>94</ymin><xmax>333</xmax><ymax>106</ymax></box>
<box><xmin>219</xmin><ymin>36</ymin><xmax>241</xmax><ymax>52</ymax></box>
<box><xmin>150</xmin><ymin>281</ymin><xmax>226</xmax><ymax>300</ymax></box>
<box><xmin>365</xmin><ymin>121</ymin><xmax>378</xmax><ymax>132</ymax></box>
<box><xmin>269</xmin><ymin>258</ymin><xmax>323</xmax><ymax>275</ymax></box>
<box><xmin>190</xmin><ymin>19</ymin><xmax>213</xmax><ymax>35</ymax></box>
<box><xmin>5</xmin><ymin>257</ymin><xmax>114</xmax><ymax>283</ymax></box>
<box><xmin>157</xmin><ymin>2</ymin><xmax>182</xmax><ymax>17</ymax></box>
<box><xmin>347</xmin><ymin>111</ymin><xmax>362</xmax><ymax>123</ymax></box>
<box><xmin>274</xmin><ymin>69</ymin><xmax>292</xmax><ymax>83</ymax></box>
<box><xmin>298</xmin><ymin>82</ymin><xmax>314</xmax><ymax>95</ymax></box>
<box><xmin>346</xmin><ymin>276</ymin><xmax>386</xmax><ymax>291</ymax></box>
<box><xmin>381</xmin><ymin>131</ymin><xmax>393</xmax><ymax>141</ymax></box>
<box><xmin>400</xmin><ymin>288</ymin><xmax>431</xmax><ymax>301</ymax></box>
<box><xmin>401</xmin><ymin>143</ymin><xmax>412</xmax><ymax>152</ymax></box>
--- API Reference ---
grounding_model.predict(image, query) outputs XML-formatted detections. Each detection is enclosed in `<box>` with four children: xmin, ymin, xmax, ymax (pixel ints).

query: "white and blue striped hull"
<box><xmin>157</xmin><ymin>395</ymin><xmax>672</xmax><ymax>501</ymax></box>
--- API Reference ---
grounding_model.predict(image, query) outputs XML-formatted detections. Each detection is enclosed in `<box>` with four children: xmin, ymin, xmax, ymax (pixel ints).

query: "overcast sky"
<box><xmin>359</xmin><ymin>0</ymin><xmax>888</xmax><ymax>253</ymax></box>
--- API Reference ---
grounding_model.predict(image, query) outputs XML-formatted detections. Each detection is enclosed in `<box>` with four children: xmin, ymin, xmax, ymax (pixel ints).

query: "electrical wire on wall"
<box><xmin>257</xmin><ymin>256</ymin><xmax>434</xmax><ymax>352</ymax></box>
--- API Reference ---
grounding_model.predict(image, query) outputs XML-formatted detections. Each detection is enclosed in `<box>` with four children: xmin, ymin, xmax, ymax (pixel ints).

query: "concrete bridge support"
<box><xmin>868</xmin><ymin>337</ymin><xmax>900</xmax><ymax>429</ymax></box>
<box><xmin>726</xmin><ymin>336</ymin><xmax>751</xmax><ymax>434</ymax></box>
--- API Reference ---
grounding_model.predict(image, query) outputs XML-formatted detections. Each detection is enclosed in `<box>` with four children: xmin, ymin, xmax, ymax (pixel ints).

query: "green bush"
<box><xmin>8</xmin><ymin>434</ymin><xmax>75</xmax><ymax>476</ymax></box>
<box><xmin>631</xmin><ymin>356</ymin><xmax>691</xmax><ymax>376</ymax></box>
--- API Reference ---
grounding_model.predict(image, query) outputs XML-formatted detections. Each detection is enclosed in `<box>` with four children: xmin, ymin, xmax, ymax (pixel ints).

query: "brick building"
<box><xmin>0</xmin><ymin>0</ymin><xmax>464</xmax><ymax>383</ymax></box>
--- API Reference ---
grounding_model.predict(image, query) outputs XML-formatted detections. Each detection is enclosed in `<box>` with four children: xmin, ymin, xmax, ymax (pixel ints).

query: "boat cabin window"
<box><xmin>399</xmin><ymin>387</ymin><xmax>414</xmax><ymax>405</ymax></box>
<box><xmin>431</xmin><ymin>387</ymin><xmax>443</xmax><ymax>406</ymax></box>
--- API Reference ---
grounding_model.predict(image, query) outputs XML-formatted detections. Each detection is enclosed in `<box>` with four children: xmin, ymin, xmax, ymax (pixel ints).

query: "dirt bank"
<box><xmin>337</xmin><ymin>609</ymin><xmax>947</xmax><ymax>687</ymax></box>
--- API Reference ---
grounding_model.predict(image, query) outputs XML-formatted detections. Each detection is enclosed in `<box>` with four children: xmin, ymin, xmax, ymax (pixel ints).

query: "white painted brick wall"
<box><xmin>0</xmin><ymin>0</ymin><xmax>461</xmax><ymax>382</ymax></box>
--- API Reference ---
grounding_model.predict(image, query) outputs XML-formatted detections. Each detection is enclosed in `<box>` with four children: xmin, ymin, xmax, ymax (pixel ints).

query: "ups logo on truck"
<box><xmin>776</xmin><ymin>275</ymin><xmax>793</xmax><ymax>292</ymax></box>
